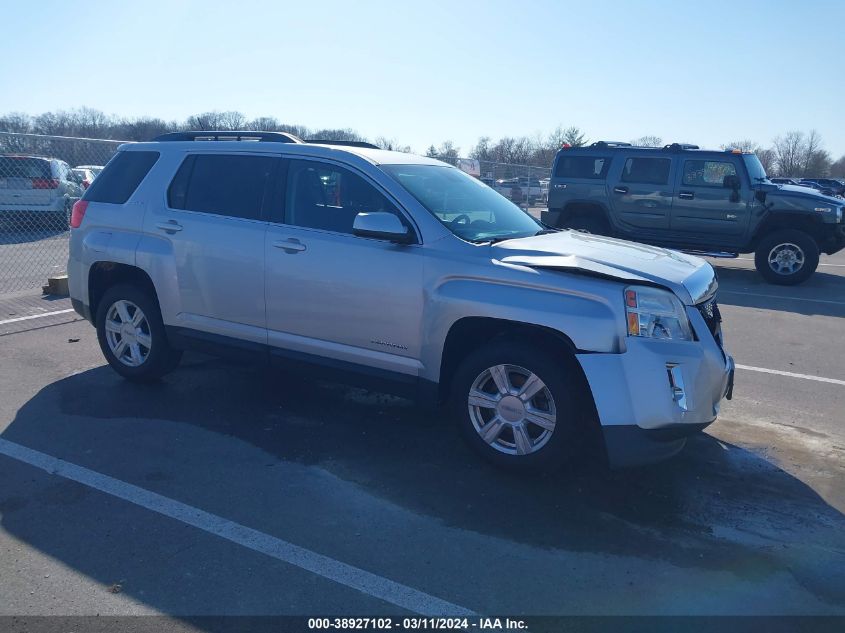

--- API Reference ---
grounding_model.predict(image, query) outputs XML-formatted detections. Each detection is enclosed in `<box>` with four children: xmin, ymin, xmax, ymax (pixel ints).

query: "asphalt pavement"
<box><xmin>0</xmin><ymin>244</ymin><xmax>843</xmax><ymax>623</ymax></box>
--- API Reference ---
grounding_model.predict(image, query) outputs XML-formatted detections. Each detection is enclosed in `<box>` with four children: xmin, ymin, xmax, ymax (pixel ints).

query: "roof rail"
<box><xmin>663</xmin><ymin>143</ymin><xmax>700</xmax><ymax>150</ymax></box>
<box><xmin>589</xmin><ymin>141</ymin><xmax>632</xmax><ymax>148</ymax></box>
<box><xmin>152</xmin><ymin>131</ymin><xmax>303</xmax><ymax>143</ymax></box>
<box><xmin>306</xmin><ymin>140</ymin><xmax>381</xmax><ymax>149</ymax></box>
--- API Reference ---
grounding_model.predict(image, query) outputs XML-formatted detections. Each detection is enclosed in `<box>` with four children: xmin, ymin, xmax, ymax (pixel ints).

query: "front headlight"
<box><xmin>625</xmin><ymin>286</ymin><xmax>693</xmax><ymax>341</ymax></box>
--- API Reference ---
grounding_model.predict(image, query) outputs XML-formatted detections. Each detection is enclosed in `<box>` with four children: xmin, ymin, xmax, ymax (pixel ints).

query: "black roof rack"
<box><xmin>663</xmin><ymin>143</ymin><xmax>700</xmax><ymax>150</ymax></box>
<box><xmin>306</xmin><ymin>139</ymin><xmax>381</xmax><ymax>149</ymax></box>
<box><xmin>589</xmin><ymin>141</ymin><xmax>632</xmax><ymax>148</ymax></box>
<box><xmin>152</xmin><ymin>131</ymin><xmax>303</xmax><ymax>143</ymax></box>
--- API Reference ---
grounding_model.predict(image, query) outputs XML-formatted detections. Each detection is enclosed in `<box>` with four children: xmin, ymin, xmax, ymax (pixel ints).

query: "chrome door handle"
<box><xmin>156</xmin><ymin>220</ymin><xmax>182</xmax><ymax>233</ymax></box>
<box><xmin>273</xmin><ymin>238</ymin><xmax>307</xmax><ymax>253</ymax></box>
<box><xmin>613</xmin><ymin>186</ymin><xmax>629</xmax><ymax>194</ymax></box>
<box><xmin>553</xmin><ymin>183</ymin><xmax>567</xmax><ymax>189</ymax></box>
<box><xmin>678</xmin><ymin>191</ymin><xmax>695</xmax><ymax>200</ymax></box>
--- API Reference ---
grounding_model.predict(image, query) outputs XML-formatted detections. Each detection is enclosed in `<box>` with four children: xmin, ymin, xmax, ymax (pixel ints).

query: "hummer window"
<box><xmin>682</xmin><ymin>160</ymin><xmax>737</xmax><ymax>187</ymax></box>
<box><xmin>620</xmin><ymin>157</ymin><xmax>671</xmax><ymax>185</ymax></box>
<box><xmin>554</xmin><ymin>156</ymin><xmax>609</xmax><ymax>179</ymax></box>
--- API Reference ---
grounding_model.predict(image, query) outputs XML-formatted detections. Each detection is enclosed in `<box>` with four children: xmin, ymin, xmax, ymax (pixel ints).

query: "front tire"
<box><xmin>754</xmin><ymin>229</ymin><xmax>819</xmax><ymax>285</ymax></box>
<box><xmin>95</xmin><ymin>284</ymin><xmax>182</xmax><ymax>382</ymax></box>
<box><xmin>451</xmin><ymin>340</ymin><xmax>587</xmax><ymax>472</ymax></box>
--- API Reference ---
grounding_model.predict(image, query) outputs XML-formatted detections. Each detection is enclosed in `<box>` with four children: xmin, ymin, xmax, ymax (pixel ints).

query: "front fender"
<box><xmin>420</xmin><ymin>271</ymin><xmax>623</xmax><ymax>383</ymax></box>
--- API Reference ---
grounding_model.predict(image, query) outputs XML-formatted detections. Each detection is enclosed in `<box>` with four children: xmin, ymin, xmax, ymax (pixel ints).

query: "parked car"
<box><xmin>539</xmin><ymin>177</ymin><xmax>550</xmax><ymax>204</ymax></box>
<box><xmin>517</xmin><ymin>177</ymin><xmax>544</xmax><ymax>202</ymax></box>
<box><xmin>493</xmin><ymin>178</ymin><xmax>523</xmax><ymax>201</ymax></box>
<box><xmin>0</xmin><ymin>154</ymin><xmax>84</xmax><ymax>225</ymax></box>
<box><xmin>542</xmin><ymin>142</ymin><xmax>845</xmax><ymax>285</ymax></box>
<box><xmin>68</xmin><ymin>131</ymin><xmax>734</xmax><ymax>472</ymax></box>
<box><xmin>75</xmin><ymin>164</ymin><xmax>105</xmax><ymax>179</ymax></box>
<box><xmin>72</xmin><ymin>168</ymin><xmax>96</xmax><ymax>190</ymax></box>
<box><xmin>798</xmin><ymin>179</ymin><xmax>841</xmax><ymax>198</ymax></box>
<box><xmin>812</xmin><ymin>178</ymin><xmax>845</xmax><ymax>196</ymax></box>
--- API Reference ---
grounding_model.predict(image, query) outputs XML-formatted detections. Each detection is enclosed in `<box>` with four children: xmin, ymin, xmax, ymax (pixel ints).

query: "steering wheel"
<box><xmin>451</xmin><ymin>214</ymin><xmax>471</xmax><ymax>225</ymax></box>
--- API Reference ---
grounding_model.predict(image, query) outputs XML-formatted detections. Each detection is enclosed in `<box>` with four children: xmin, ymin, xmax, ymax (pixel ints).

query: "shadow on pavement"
<box><xmin>714</xmin><ymin>265</ymin><xmax>845</xmax><ymax>318</ymax></box>
<box><xmin>2</xmin><ymin>356</ymin><xmax>845</xmax><ymax>614</ymax></box>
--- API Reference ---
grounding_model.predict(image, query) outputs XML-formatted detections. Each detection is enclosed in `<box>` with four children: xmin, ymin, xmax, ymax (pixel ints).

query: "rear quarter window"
<box><xmin>83</xmin><ymin>151</ymin><xmax>160</xmax><ymax>204</ymax></box>
<box><xmin>554</xmin><ymin>155</ymin><xmax>609</xmax><ymax>179</ymax></box>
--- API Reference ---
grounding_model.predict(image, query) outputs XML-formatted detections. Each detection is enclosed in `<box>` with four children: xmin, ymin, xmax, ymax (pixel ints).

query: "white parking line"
<box><xmin>0</xmin><ymin>439</ymin><xmax>474</xmax><ymax>616</ymax></box>
<box><xmin>720</xmin><ymin>290</ymin><xmax>845</xmax><ymax>306</ymax></box>
<box><xmin>0</xmin><ymin>308</ymin><xmax>75</xmax><ymax>326</ymax></box>
<box><xmin>734</xmin><ymin>257</ymin><xmax>845</xmax><ymax>268</ymax></box>
<box><xmin>736</xmin><ymin>364</ymin><xmax>845</xmax><ymax>386</ymax></box>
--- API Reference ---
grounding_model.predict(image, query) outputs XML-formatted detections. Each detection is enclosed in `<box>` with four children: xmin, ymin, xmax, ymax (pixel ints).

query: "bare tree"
<box><xmin>773</xmin><ymin>131</ymin><xmax>806</xmax><ymax>177</ymax></box>
<box><xmin>830</xmin><ymin>155</ymin><xmax>845</xmax><ymax>178</ymax></box>
<box><xmin>756</xmin><ymin>148</ymin><xmax>777</xmax><ymax>176</ymax></box>
<box><xmin>720</xmin><ymin>140</ymin><xmax>759</xmax><ymax>153</ymax></box>
<box><xmin>0</xmin><ymin>112</ymin><xmax>33</xmax><ymax>133</ymax></box>
<box><xmin>632</xmin><ymin>135</ymin><xmax>663</xmax><ymax>147</ymax></box>
<box><xmin>374</xmin><ymin>136</ymin><xmax>411</xmax><ymax>152</ymax></box>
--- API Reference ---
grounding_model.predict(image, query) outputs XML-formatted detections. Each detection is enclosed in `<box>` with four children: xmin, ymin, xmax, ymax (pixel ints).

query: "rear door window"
<box><xmin>554</xmin><ymin>155</ymin><xmax>609</xmax><ymax>179</ymax></box>
<box><xmin>620</xmin><ymin>157</ymin><xmax>671</xmax><ymax>185</ymax></box>
<box><xmin>84</xmin><ymin>151</ymin><xmax>160</xmax><ymax>203</ymax></box>
<box><xmin>168</xmin><ymin>153</ymin><xmax>276</xmax><ymax>220</ymax></box>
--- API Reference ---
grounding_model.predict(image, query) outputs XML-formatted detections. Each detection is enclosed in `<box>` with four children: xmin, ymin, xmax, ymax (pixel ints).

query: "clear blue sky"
<box><xmin>2</xmin><ymin>0</ymin><xmax>844</xmax><ymax>157</ymax></box>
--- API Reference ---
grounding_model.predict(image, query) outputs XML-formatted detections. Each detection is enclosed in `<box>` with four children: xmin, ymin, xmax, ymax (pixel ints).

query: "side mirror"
<box><xmin>723</xmin><ymin>174</ymin><xmax>741</xmax><ymax>190</ymax></box>
<box><xmin>352</xmin><ymin>212</ymin><xmax>413</xmax><ymax>244</ymax></box>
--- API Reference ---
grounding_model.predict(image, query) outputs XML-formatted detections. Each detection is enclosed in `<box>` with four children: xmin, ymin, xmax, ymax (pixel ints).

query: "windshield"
<box><xmin>382</xmin><ymin>164</ymin><xmax>542</xmax><ymax>242</ymax></box>
<box><xmin>742</xmin><ymin>154</ymin><xmax>768</xmax><ymax>182</ymax></box>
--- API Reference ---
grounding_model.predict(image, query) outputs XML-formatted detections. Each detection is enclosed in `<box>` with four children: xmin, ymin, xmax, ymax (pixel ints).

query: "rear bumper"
<box><xmin>0</xmin><ymin>199</ymin><xmax>66</xmax><ymax>213</ymax></box>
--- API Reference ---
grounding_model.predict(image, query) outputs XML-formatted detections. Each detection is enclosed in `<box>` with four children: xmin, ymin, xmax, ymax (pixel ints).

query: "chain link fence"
<box><xmin>0</xmin><ymin>131</ymin><xmax>553</xmax><ymax>296</ymax></box>
<box><xmin>0</xmin><ymin>132</ymin><xmax>122</xmax><ymax>294</ymax></box>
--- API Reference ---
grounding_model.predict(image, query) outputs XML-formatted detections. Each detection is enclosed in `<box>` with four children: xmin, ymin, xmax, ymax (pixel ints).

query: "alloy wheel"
<box><xmin>768</xmin><ymin>242</ymin><xmax>805</xmax><ymax>276</ymax></box>
<box><xmin>467</xmin><ymin>364</ymin><xmax>557</xmax><ymax>456</ymax></box>
<box><xmin>104</xmin><ymin>300</ymin><xmax>152</xmax><ymax>367</ymax></box>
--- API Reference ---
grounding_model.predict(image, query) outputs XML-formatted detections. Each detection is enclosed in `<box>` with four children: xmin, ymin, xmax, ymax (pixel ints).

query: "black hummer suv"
<box><xmin>541</xmin><ymin>142</ymin><xmax>845</xmax><ymax>285</ymax></box>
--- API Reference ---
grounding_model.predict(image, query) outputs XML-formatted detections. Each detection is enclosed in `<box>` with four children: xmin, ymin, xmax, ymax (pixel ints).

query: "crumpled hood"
<box><xmin>492</xmin><ymin>230</ymin><xmax>716</xmax><ymax>305</ymax></box>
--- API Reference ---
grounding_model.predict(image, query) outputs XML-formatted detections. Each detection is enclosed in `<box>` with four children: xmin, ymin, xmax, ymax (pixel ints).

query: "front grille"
<box><xmin>696</xmin><ymin>297</ymin><xmax>722</xmax><ymax>345</ymax></box>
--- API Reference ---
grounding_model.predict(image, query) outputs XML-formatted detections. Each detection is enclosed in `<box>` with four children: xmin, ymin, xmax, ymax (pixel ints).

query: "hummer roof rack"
<box><xmin>663</xmin><ymin>143</ymin><xmax>700</xmax><ymax>150</ymax></box>
<box><xmin>589</xmin><ymin>141</ymin><xmax>632</xmax><ymax>148</ymax></box>
<box><xmin>306</xmin><ymin>140</ymin><xmax>381</xmax><ymax>149</ymax></box>
<box><xmin>153</xmin><ymin>131</ymin><xmax>303</xmax><ymax>143</ymax></box>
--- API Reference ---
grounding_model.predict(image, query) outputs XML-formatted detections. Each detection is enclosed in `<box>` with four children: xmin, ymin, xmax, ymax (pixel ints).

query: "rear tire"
<box><xmin>754</xmin><ymin>229</ymin><xmax>819</xmax><ymax>285</ymax></box>
<box><xmin>95</xmin><ymin>284</ymin><xmax>182</xmax><ymax>382</ymax></box>
<box><xmin>451</xmin><ymin>340</ymin><xmax>588</xmax><ymax>473</ymax></box>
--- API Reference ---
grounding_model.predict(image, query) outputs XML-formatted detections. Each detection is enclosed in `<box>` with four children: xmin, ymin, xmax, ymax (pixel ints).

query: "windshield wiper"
<box><xmin>534</xmin><ymin>228</ymin><xmax>559</xmax><ymax>235</ymax></box>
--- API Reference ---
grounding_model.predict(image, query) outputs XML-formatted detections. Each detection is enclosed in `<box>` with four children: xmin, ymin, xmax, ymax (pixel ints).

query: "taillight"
<box><xmin>70</xmin><ymin>200</ymin><xmax>88</xmax><ymax>228</ymax></box>
<box><xmin>32</xmin><ymin>178</ymin><xmax>59</xmax><ymax>189</ymax></box>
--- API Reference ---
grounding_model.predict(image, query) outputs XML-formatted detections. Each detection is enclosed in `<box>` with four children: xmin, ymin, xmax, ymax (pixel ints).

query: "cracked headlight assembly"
<box><xmin>625</xmin><ymin>286</ymin><xmax>693</xmax><ymax>341</ymax></box>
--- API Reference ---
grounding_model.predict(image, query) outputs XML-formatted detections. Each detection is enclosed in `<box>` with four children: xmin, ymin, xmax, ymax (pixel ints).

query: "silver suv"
<box><xmin>0</xmin><ymin>154</ymin><xmax>84</xmax><ymax>223</ymax></box>
<box><xmin>68</xmin><ymin>131</ymin><xmax>735</xmax><ymax>471</ymax></box>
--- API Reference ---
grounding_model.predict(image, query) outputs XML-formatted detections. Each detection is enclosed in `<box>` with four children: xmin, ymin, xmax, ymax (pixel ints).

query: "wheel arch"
<box><xmin>438</xmin><ymin>316</ymin><xmax>590</xmax><ymax>404</ymax></box>
<box><xmin>750</xmin><ymin>213</ymin><xmax>826</xmax><ymax>251</ymax></box>
<box><xmin>88</xmin><ymin>262</ymin><xmax>159</xmax><ymax>321</ymax></box>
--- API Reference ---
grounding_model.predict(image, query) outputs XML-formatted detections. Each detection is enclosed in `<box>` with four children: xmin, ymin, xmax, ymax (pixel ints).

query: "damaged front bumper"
<box><xmin>576</xmin><ymin>306</ymin><xmax>734</xmax><ymax>468</ymax></box>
